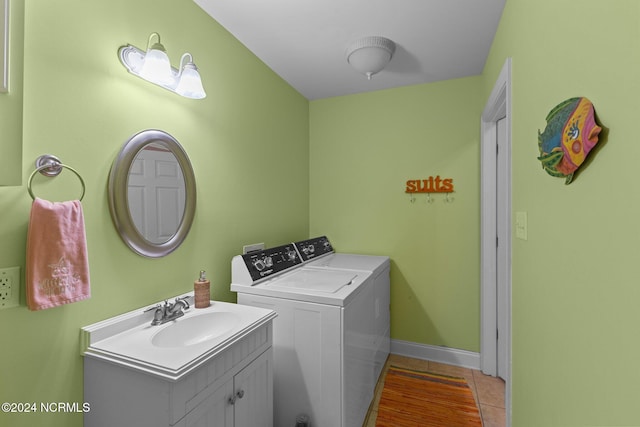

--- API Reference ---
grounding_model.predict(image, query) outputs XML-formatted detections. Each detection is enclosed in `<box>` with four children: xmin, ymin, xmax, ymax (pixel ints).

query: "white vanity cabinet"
<box><xmin>82</xmin><ymin>297</ymin><xmax>275</xmax><ymax>427</ymax></box>
<box><xmin>85</xmin><ymin>323</ymin><xmax>272</xmax><ymax>427</ymax></box>
<box><xmin>179</xmin><ymin>348</ymin><xmax>272</xmax><ymax>427</ymax></box>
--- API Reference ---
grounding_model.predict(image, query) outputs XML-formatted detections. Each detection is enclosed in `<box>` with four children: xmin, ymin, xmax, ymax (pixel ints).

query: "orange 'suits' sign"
<box><xmin>405</xmin><ymin>176</ymin><xmax>454</xmax><ymax>193</ymax></box>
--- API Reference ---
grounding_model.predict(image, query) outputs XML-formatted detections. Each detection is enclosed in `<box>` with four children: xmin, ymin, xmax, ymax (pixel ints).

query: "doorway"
<box><xmin>480</xmin><ymin>58</ymin><xmax>512</xmax><ymax>425</ymax></box>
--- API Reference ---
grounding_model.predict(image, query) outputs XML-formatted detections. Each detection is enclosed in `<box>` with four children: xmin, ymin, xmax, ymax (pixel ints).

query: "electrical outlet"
<box><xmin>0</xmin><ymin>266</ymin><xmax>20</xmax><ymax>309</ymax></box>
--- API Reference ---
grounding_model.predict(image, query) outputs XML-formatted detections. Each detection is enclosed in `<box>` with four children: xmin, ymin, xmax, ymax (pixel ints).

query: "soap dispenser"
<box><xmin>194</xmin><ymin>270</ymin><xmax>211</xmax><ymax>308</ymax></box>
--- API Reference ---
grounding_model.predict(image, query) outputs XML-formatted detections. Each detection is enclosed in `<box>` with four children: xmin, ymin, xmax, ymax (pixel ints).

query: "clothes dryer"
<box><xmin>294</xmin><ymin>236</ymin><xmax>391</xmax><ymax>396</ymax></box>
<box><xmin>230</xmin><ymin>237</ymin><xmax>389</xmax><ymax>427</ymax></box>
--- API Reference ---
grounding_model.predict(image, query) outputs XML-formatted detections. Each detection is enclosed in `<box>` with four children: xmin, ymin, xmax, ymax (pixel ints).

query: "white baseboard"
<box><xmin>390</xmin><ymin>339</ymin><xmax>480</xmax><ymax>370</ymax></box>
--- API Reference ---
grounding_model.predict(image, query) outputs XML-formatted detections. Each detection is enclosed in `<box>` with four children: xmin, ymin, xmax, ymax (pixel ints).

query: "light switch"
<box><xmin>515</xmin><ymin>211</ymin><xmax>528</xmax><ymax>240</ymax></box>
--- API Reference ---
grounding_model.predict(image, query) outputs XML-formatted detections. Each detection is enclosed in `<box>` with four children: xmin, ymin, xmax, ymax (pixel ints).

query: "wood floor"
<box><xmin>363</xmin><ymin>354</ymin><xmax>505</xmax><ymax>427</ymax></box>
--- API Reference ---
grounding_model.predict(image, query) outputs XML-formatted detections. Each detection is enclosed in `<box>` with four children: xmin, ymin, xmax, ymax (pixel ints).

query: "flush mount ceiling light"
<box><xmin>346</xmin><ymin>36</ymin><xmax>396</xmax><ymax>80</ymax></box>
<box><xmin>119</xmin><ymin>32</ymin><xmax>207</xmax><ymax>99</ymax></box>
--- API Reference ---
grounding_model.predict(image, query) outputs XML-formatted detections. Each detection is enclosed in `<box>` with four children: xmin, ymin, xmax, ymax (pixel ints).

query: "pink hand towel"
<box><xmin>26</xmin><ymin>198</ymin><xmax>91</xmax><ymax>310</ymax></box>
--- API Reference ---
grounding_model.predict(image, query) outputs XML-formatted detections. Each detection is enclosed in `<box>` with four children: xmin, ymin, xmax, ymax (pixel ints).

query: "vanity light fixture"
<box><xmin>346</xmin><ymin>36</ymin><xmax>396</xmax><ymax>80</ymax></box>
<box><xmin>118</xmin><ymin>32</ymin><xmax>207</xmax><ymax>99</ymax></box>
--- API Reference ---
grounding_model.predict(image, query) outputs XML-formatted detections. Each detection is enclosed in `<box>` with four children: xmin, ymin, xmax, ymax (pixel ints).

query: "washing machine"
<box><xmin>230</xmin><ymin>237</ymin><xmax>389</xmax><ymax>427</ymax></box>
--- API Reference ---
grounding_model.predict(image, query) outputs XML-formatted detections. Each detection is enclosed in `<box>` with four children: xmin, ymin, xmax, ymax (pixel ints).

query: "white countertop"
<box><xmin>81</xmin><ymin>293</ymin><xmax>276</xmax><ymax>381</ymax></box>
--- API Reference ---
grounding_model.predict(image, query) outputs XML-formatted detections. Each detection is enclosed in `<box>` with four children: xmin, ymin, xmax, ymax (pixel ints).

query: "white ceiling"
<box><xmin>193</xmin><ymin>0</ymin><xmax>506</xmax><ymax>100</ymax></box>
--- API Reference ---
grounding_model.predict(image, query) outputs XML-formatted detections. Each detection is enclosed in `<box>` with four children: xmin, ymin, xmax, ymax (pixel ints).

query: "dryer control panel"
<box><xmin>240</xmin><ymin>244</ymin><xmax>301</xmax><ymax>281</ymax></box>
<box><xmin>294</xmin><ymin>236</ymin><xmax>334</xmax><ymax>262</ymax></box>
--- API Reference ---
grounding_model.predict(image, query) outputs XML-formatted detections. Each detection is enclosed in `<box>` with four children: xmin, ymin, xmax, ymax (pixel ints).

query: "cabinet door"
<box><xmin>183</xmin><ymin>379</ymin><xmax>234</xmax><ymax>427</ymax></box>
<box><xmin>233</xmin><ymin>349</ymin><xmax>273</xmax><ymax>427</ymax></box>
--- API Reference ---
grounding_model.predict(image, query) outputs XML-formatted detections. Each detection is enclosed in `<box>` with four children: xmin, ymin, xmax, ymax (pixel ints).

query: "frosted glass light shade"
<box><xmin>139</xmin><ymin>47</ymin><xmax>174</xmax><ymax>85</ymax></box>
<box><xmin>175</xmin><ymin>60</ymin><xmax>206</xmax><ymax>99</ymax></box>
<box><xmin>346</xmin><ymin>36</ymin><xmax>396</xmax><ymax>80</ymax></box>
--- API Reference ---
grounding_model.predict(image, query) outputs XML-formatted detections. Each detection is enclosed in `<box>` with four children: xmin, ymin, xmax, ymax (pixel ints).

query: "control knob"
<box><xmin>253</xmin><ymin>259</ymin><xmax>266</xmax><ymax>271</ymax></box>
<box><xmin>287</xmin><ymin>250</ymin><xmax>297</xmax><ymax>261</ymax></box>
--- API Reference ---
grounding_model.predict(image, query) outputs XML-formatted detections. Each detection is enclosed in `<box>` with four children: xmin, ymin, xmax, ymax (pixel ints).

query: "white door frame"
<box><xmin>480</xmin><ymin>58</ymin><xmax>512</xmax><ymax>425</ymax></box>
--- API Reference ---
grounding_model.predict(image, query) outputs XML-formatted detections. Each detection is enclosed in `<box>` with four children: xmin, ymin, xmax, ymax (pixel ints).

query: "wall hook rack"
<box><xmin>406</xmin><ymin>192</ymin><xmax>455</xmax><ymax>204</ymax></box>
<box><xmin>405</xmin><ymin>176</ymin><xmax>455</xmax><ymax>204</ymax></box>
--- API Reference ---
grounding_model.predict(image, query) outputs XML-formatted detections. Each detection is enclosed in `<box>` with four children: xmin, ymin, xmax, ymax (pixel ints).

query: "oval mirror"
<box><xmin>108</xmin><ymin>129</ymin><xmax>196</xmax><ymax>257</ymax></box>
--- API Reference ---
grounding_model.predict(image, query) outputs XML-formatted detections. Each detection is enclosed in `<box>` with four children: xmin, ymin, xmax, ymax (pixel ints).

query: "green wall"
<box><xmin>4</xmin><ymin>0</ymin><xmax>639</xmax><ymax>425</ymax></box>
<box><xmin>483</xmin><ymin>0</ymin><xmax>640</xmax><ymax>425</ymax></box>
<box><xmin>309</xmin><ymin>78</ymin><xmax>484</xmax><ymax>351</ymax></box>
<box><xmin>0</xmin><ymin>1</ymin><xmax>308</xmax><ymax>426</ymax></box>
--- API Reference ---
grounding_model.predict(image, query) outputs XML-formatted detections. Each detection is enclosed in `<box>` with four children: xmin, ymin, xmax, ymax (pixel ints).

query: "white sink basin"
<box><xmin>81</xmin><ymin>294</ymin><xmax>277</xmax><ymax>380</ymax></box>
<box><xmin>151</xmin><ymin>312</ymin><xmax>241</xmax><ymax>348</ymax></box>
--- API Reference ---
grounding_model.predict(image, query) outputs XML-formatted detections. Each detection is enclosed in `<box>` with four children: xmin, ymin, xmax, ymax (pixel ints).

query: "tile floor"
<box><xmin>363</xmin><ymin>354</ymin><xmax>505</xmax><ymax>427</ymax></box>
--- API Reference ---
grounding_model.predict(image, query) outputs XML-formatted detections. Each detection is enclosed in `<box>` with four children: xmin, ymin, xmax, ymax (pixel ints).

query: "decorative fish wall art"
<box><xmin>537</xmin><ymin>97</ymin><xmax>603</xmax><ymax>184</ymax></box>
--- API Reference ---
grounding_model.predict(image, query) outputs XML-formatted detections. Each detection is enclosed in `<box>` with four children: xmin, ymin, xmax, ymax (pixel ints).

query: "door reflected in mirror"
<box><xmin>128</xmin><ymin>143</ymin><xmax>186</xmax><ymax>244</ymax></box>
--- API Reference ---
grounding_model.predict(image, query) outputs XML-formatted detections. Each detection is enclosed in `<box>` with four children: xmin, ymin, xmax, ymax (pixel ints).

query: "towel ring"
<box><xmin>28</xmin><ymin>154</ymin><xmax>86</xmax><ymax>201</ymax></box>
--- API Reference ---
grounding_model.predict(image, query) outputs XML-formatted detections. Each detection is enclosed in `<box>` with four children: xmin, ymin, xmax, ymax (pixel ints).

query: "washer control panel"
<box><xmin>240</xmin><ymin>243</ymin><xmax>301</xmax><ymax>281</ymax></box>
<box><xmin>294</xmin><ymin>236</ymin><xmax>334</xmax><ymax>262</ymax></box>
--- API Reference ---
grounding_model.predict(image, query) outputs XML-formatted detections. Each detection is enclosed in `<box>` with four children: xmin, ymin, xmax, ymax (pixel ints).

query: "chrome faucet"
<box><xmin>144</xmin><ymin>297</ymin><xmax>190</xmax><ymax>326</ymax></box>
